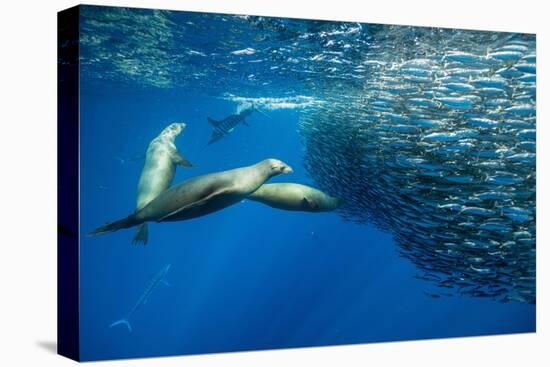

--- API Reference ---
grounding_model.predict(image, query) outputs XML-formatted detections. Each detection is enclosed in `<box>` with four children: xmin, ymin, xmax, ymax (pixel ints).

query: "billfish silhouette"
<box><xmin>206</xmin><ymin>107</ymin><xmax>259</xmax><ymax>145</ymax></box>
<box><xmin>109</xmin><ymin>264</ymin><xmax>171</xmax><ymax>332</ymax></box>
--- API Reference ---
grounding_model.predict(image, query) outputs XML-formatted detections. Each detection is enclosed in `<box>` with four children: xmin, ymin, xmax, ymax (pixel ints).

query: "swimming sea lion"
<box><xmin>133</xmin><ymin>122</ymin><xmax>192</xmax><ymax>245</ymax></box>
<box><xmin>89</xmin><ymin>159</ymin><xmax>293</xmax><ymax>239</ymax></box>
<box><xmin>248</xmin><ymin>183</ymin><xmax>342</xmax><ymax>212</ymax></box>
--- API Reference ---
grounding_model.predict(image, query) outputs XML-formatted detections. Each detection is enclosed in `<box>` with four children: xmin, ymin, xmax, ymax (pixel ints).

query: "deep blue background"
<box><xmin>78</xmin><ymin>87</ymin><xmax>535</xmax><ymax>361</ymax></box>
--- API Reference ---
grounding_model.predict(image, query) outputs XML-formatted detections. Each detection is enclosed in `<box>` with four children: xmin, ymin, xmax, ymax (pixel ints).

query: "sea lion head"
<box><xmin>161</xmin><ymin>122</ymin><xmax>187</xmax><ymax>140</ymax></box>
<box><xmin>326</xmin><ymin>196</ymin><xmax>344</xmax><ymax>211</ymax></box>
<box><xmin>306</xmin><ymin>192</ymin><xmax>343</xmax><ymax>212</ymax></box>
<box><xmin>263</xmin><ymin>158</ymin><xmax>294</xmax><ymax>176</ymax></box>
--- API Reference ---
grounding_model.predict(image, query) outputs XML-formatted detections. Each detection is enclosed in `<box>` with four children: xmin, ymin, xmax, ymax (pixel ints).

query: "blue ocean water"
<box><xmin>77</xmin><ymin>6</ymin><xmax>535</xmax><ymax>362</ymax></box>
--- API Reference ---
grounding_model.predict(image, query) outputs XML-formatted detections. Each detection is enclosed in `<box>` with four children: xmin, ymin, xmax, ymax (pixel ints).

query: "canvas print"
<box><xmin>58</xmin><ymin>5</ymin><xmax>536</xmax><ymax>362</ymax></box>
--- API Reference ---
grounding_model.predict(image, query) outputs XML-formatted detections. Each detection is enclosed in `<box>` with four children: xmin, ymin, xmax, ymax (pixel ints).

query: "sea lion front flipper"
<box><xmin>172</xmin><ymin>151</ymin><xmax>193</xmax><ymax>167</ymax></box>
<box><xmin>157</xmin><ymin>189</ymin><xmax>228</xmax><ymax>222</ymax></box>
<box><xmin>132</xmin><ymin>223</ymin><xmax>149</xmax><ymax>245</ymax></box>
<box><xmin>301</xmin><ymin>197</ymin><xmax>318</xmax><ymax>210</ymax></box>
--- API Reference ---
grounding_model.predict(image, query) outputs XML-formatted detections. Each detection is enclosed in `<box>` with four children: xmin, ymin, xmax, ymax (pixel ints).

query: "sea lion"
<box><xmin>133</xmin><ymin>122</ymin><xmax>192</xmax><ymax>245</ymax></box>
<box><xmin>89</xmin><ymin>159</ymin><xmax>293</xmax><ymax>238</ymax></box>
<box><xmin>248</xmin><ymin>183</ymin><xmax>342</xmax><ymax>212</ymax></box>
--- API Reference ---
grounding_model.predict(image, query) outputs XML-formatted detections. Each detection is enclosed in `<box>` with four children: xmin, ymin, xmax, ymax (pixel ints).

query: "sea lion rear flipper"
<box><xmin>88</xmin><ymin>214</ymin><xmax>138</xmax><ymax>237</ymax></box>
<box><xmin>172</xmin><ymin>151</ymin><xmax>193</xmax><ymax>167</ymax></box>
<box><xmin>157</xmin><ymin>190</ymin><xmax>227</xmax><ymax>222</ymax></box>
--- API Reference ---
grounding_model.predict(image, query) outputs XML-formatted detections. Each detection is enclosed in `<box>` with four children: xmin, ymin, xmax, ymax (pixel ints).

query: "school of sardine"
<box><xmin>299</xmin><ymin>27</ymin><xmax>536</xmax><ymax>303</ymax></box>
<box><xmin>76</xmin><ymin>9</ymin><xmax>536</xmax><ymax>304</ymax></box>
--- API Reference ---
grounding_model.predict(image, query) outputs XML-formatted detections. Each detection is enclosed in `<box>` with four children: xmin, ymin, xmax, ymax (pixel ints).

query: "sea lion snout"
<box><xmin>163</xmin><ymin>122</ymin><xmax>187</xmax><ymax>137</ymax></box>
<box><xmin>281</xmin><ymin>165</ymin><xmax>293</xmax><ymax>174</ymax></box>
<box><xmin>171</xmin><ymin>122</ymin><xmax>187</xmax><ymax>134</ymax></box>
<box><xmin>266</xmin><ymin>159</ymin><xmax>293</xmax><ymax>175</ymax></box>
<box><xmin>331</xmin><ymin>196</ymin><xmax>344</xmax><ymax>209</ymax></box>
